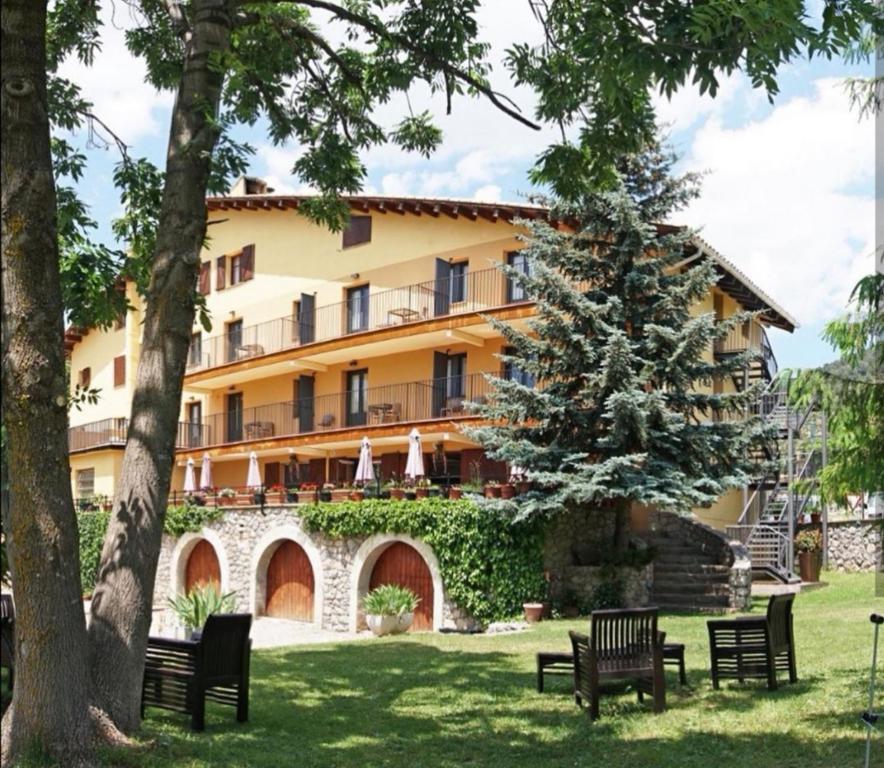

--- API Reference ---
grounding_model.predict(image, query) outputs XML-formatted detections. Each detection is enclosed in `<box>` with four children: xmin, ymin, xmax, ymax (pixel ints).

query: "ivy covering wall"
<box><xmin>77</xmin><ymin>503</ymin><xmax>222</xmax><ymax>594</ymax></box>
<box><xmin>300</xmin><ymin>498</ymin><xmax>547</xmax><ymax>624</ymax></box>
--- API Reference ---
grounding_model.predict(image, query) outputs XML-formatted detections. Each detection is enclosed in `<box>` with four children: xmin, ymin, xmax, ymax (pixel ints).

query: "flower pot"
<box><xmin>798</xmin><ymin>550</ymin><xmax>822</xmax><ymax>583</ymax></box>
<box><xmin>319</xmin><ymin>490</ymin><xmax>332</xmax><ymax>502</ymax></box>
<box><xmin>390</xmin><ymin>488</ymin><xmax>405</xmax><ymax>501</ymax></box>
<box><xmin>405</xmin><ymin>491</ymin><xmax>417</xmax><ymax>501</ymax></box>
<box><xmin>484</xmin><ymin>485</ymin><xmax>501</xmax><ymax>499</ymax></box>
<box><xmin>523</xmin><ymin>602</ymin><xmax>544</xmax><ymax>623</ymax></box>
<box><xmin>449</xmin><ymin>488</ymin><xmax>463</xmax><ymax>500</ymax></box>
<box><xmin>331</xmin><ymin>489</ymin><xmax>350</xmax><ymax>502</ymax></box>
<box><xmin>266</xmin><ymin>491</ymin><xmax>284</xmax><ymax>505</ymax></box>
<box><xmin>366</xmin><ymin>612</ymin><xmax>414</xmax><ymax>636</ymax></box>
<box><xmin>415</xmin><ymin>488</ymin><xmax>429</xmax><ymax>499</ymax></box>
<box><xmin>286</xmin><ymin>492</ymin><xmax>299</xmax><ymax>503</ymax></box>
<box><xmin>500</xmin><ymin>483</ymin><xmax>516</xmax><ymax>500</ymax></box>
<box><xmin>350</xmin><ymin>490</ymin><xmax>365</xmax><ymax>502</ymax></box>
<box><xmin>810</xmin><ymin>513</ymin><xmax>821</xmax><ymax>524</ymax></box>
<box><xmin>218</xmin><ymin>495</ymin><xmax>236</xmax><ymax>507</ymax></box>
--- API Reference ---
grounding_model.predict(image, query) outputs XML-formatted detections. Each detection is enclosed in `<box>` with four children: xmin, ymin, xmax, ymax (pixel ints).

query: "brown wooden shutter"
<box><xmin>198</xmin><ymin>262</ymin><xmax>211</xmax><ymax>295</ymax></box>
<box><xmin>241</xmin><ymin>244</ymin><xmax>254</xmax><ymax>281</ymax></box>
<box><xmin>79</xmin><ymin>367</ymin><xmax>91</xmax><ymax>388</ymax></box>
<box><xmin>216</xmin><ymin>256</ymin><xmax>226</xmax><ymax>290</ymax></box>
<box><xmin>264</xmin><ymin>462</ymin><xmax>281</xmax><ymax>488</ymax></box>
<box><xmin>113</xmin><ymin>355</ymin><xmax>126</xmax><ymax>387</ymax></box>
<box><xmin>342</xmin><ymin>216</ymin><xmax>371</xmax><ymax>248</ymax></box>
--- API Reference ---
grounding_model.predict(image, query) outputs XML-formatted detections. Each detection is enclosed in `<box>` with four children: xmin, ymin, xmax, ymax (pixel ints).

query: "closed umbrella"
<box><xmin>355</xmin><ymin>437</ymin><xmax>374</xmax><ymax>485</ymax></box>
<box><xmin>404</xmin><ymin>428</ymin><xmax>424</xmax><ymax>480</ymax></box>
<box><xmin>509</xmin><ymin>463</ymin><xmax>528</xmax><ymax>480</ymax></box>
<box><xmin>246</xmin><ymin>451</ymin><xmax>262</xmax><ymax>490</ymax></box>
<box><xmin>199</xmin><ymin>452</ymin><xmax>213</xmax><ymax>490</ymax></box>
<box><xmin>183</xmin><ymin>457</ymin><xmax>196</xmax><ymax>493</ymax></box>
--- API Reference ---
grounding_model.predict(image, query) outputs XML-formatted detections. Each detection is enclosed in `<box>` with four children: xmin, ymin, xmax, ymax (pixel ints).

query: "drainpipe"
<box><xmin>821</xmin><ymin>410</ymin><xmax>829</xmax><ymax>569</ymax></box>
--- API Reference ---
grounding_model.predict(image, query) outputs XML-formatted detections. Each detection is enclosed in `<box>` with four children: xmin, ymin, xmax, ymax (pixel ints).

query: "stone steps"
<box><xmin>647</xmin><ymin>530</ymin><xmax>734</xmax><ymax>612</ymax></box>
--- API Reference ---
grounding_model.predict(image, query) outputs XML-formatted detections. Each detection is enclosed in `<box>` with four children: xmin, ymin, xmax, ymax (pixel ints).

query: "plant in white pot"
<box><xmin>168</xmin><ymin>583</ymin><xmax>237</xmax><ymax>640</ymax></box>
<box><xmin>362</xmin><ymin>584</ymin><xmax>421</xmax><ymax>636</ymax></box>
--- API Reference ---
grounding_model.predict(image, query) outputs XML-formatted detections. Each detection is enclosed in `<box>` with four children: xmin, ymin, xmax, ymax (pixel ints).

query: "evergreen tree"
<box><xmin>465</xmin><ymin>144</ymin><xmax>768</xmax><ymax>547</ymax></box>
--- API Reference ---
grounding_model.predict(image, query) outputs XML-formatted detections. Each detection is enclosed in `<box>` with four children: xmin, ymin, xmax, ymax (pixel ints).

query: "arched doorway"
<box><xmin>369</xmin><ymin>542</ymin><xmax>434</xmax><ymax>631</ymax></box>
<box><xmin>265</xmin><ymin>540</ymin><xmax>315</xmax><ymax>621</ymax></box>
<box><xmin>185</xmin><ymin>539</ymin><xmax>221</xmax><ymax>593</ymax></box>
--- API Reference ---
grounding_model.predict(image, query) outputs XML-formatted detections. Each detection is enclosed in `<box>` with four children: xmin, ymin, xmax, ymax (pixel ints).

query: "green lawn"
<box><xmin>113</xmin><ymin>572</ymin><xmax>881</xmax><ymax>768</ymax></box>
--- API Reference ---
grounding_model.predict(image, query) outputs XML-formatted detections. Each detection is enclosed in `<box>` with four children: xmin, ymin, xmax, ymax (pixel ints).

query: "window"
<box><xmin>342</xmin><ymin>215</ymin><xmax>371</xmax><ymax>248</ymax></box>
<box><xmin>76</xmin><ymin>468</ymin><xmax>95</xmax><ymax>499</ymax></box>
<box><xmin>226</xmin><ymin>320</ymin><xmax>243</xmax><ymax>362</ymax></box>
<box><xmin>506</xmin><ymin>251</ymin><xmax>532</xmax><ymax>302</ymax></box>
<box><xmin>230</xmin><ymin>253</ymin><xmax>243</xmax><ymax>285</ymax></box>
<box><xmin>450</xmin><ymin>262</ymin><xmax>468</xmax><ymax>303</ymax></box>
<box><xmin>188</xmin><ymin>332</ymin><xmax>202</xmax><ymax>367</ymax></box>
<box><xmin>226</xmin><ymin>392</ymin><xmax>243</xmax><ymax>442</ymax></box>
<box><xmin>113</xmin><ymin>355</ymin><xmax>126</xmax><ymax>388</ymax></box>
<box><xmin>219</xmin><ymin>244</ymin><xmax>254</xmax><ymax>289</ymax></box>
<box><xmin>502</xmin><ymin>346</ymin><xmax>535</xmax><ymax>388</ymax></box>
<box><xmin>216</xmin><ymin>256</ymin><xmax>226</xmax><ymax>290</ymax></box>
<box><xmin>78</xmin><ymin>367</ymin><xmax>91</xmax><ymax>389</ymax></box>
<box><xmin>346</xmin><ymin>284</ymin><xmax>370</xmax><ymax>333</ymax></box>
<box><xmin>185</xmin><ymin>402</ymin><xmax>202</xmax><ymax>448</ymax></box>
<box><xmin>198</xmin><ymin>261</ymin><xmax>211</xmax><ymax>295</ymax></box>
<box><xmin>345</xmin><ymin>369</ymin><xmax>368</xmax><ymax>426</ymax></box>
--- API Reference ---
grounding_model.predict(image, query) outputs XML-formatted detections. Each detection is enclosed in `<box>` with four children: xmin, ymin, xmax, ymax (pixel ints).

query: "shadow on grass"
<box><xmin>120</xmin><ymin>639</ymin><xmax>866</xmax><ymax>768</ymax></box>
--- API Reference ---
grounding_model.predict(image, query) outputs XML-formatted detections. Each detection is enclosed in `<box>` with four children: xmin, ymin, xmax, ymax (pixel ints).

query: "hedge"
<box><xmin>77</xmin><ymin>502</ymin><xmax>222</xmax><ymax>595</ymax></box>
<box><xmin>300</xmin><ymin>498</ymin><xmax>547</xmax><ymax>624</ymax></box>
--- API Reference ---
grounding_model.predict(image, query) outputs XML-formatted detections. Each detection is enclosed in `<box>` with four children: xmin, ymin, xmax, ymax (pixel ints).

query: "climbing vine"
<box><xmin>300</xmin><ymin>498</ymin><xmax>547</xmax><ymax>624</ymax></box>
<box><xmin>77</xmin><ymin>502</ymin><xmax>222</xmax><ymax>594</ymax></box>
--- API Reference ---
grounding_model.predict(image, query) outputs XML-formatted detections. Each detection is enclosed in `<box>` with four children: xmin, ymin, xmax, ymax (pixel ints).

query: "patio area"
<box><xmin>111</xmin><ymin>571</ymin><xmax>879</xmax><ymax>768</ymax></box>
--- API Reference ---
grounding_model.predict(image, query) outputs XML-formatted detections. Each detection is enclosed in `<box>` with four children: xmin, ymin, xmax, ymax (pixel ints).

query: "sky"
<box><xmin>61</xmin><ymin>1</ymin><xmax>876</xmax><ymax>371</ymax></box>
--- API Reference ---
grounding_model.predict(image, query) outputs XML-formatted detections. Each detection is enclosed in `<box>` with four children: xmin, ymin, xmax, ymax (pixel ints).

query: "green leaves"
<box><xmin>362</xmin><ymin>583</ymin><xmax>420</xmax><ymax>616</ymax></box>
<box><xmin>168</xmin><ymin>583</ymin><xmax>238</xmax><ymax>630</ymax></box>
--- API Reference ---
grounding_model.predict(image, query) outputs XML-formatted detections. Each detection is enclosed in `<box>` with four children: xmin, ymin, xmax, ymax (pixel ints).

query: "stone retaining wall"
<box><xmin>815</xmin><ymin>519</ymin><xmax>881</xmax><ymax>572</ymax></box>
<box><xmin>153</xmin><ymin>506</ymin><xmax>475</xmax><ymax>633</ymax></box>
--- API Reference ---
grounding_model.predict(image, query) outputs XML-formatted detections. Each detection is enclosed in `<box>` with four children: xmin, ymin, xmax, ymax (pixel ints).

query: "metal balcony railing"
<box><xmin>69</xmin><ymin>418</ymin><xmax>211</xmax><ymax>452</ymax></box>
<box><xmin>192</xmin><ymin>372</ymin><xmax>497</xmax><ymax>449</ymax></box>
<box><xmin>185</xmin><ymin>267</ymin><xmax>527</xmax><ymax>373</ymax></box>
<box><xmin>714</xmin><ymin>323</ymin><xmax>778</xmax><ymax>381</ymax></box>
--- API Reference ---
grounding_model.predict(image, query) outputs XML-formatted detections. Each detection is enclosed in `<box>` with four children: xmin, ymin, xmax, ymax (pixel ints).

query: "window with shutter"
<box><xmin>198</xmin><ymin>261</ymin><xmax>211</xmax><ymax>295</ymax></box>
<box><xmin>342</xmin><ymin>216</ymin><xmax>371</xmax><ymax>248</ymax></box>
<box><xmin>78</xmin><ymin>367</ymin><xmax>91</xmax><ymax>388</ymax></box>
<box><xmin>230</xmin><ymin>254</ymin><xmax>242</xmax><ymax>285</ymax></box>
<box><xmin>113</xmin><ymin>355</ymin><xmax>126</xmax><ymax>388</ymax></box>
<box><xmin>76</xmin><ymin>468</ymin><xmax>95</xmax><ymax>499</ymax></box>
<box><xmin>216</xmin><ymin>256</ymin><xmax>226</xmax><ymax>290</ymax></box>
<box><xmin>241</xmin><ymin>244</ymin><xmax>254</xmax><ymax>281</ymax></box>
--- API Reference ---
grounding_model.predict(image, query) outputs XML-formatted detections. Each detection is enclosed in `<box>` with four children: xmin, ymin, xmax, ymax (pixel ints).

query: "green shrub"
<box><xmin>168</xmin><ymin>583</ymin><xmax>237</xmax><ymax>629</ymax></box>
<box><xmin>362</xmin><ymin>584</ymin><xmax>420</xmax><ymax>616</ymax></box>
<box><xmin>300</xmin><ymin>498</ymin><xmax>546</xmax><ymax>624</ymax></box>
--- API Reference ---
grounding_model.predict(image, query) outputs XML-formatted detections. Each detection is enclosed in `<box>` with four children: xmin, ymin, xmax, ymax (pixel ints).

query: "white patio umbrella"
<box><xmin>246</xmin><ymin>451</ymin><xmax>262</xmax><ymax>490</ymax></box>
<box><xmin>199</xmin><ymin>452</ymin><xmax>213</xmax><ymax>490</ymax></box>
<box><xmin>354</xmin><ymin>437</ymin><xmax>375</xmax><ymax>485</ymax></box>
<box><xmin>509</xmin><ymin>463</ymin><xmax>528</xmax><ymax>480</ymax></box>
<box><xmin>183</xmin><ymin>457</ymin><xmax>196</xmax><ymax>493</ymax></box>
<box><xmin>404</xmin><ymin>428</ymin><xmax>424</xmax><ymax>480</ymax></box>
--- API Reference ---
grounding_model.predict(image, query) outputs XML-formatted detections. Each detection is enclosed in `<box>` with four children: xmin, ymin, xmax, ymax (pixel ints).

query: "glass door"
<box><xmin>226</xmin><ymin>319</ymin><xmax>243</xmax><ymax>362</ymax></box>
<box><xmin>506</xmin><ymin>252</ymin><xmax>532</xmax><ymax>302</ymax></box>
<box><xmin>226</xmin><ymin>392</ymin><xmax>243</xmax><ymax>442</ymax></box>
<box><xmin>346</xmin><ymin>285</ymin><xmax>370</xmax><ymax>333</ymax></box>
<box><xmin>345</xmin><ymin>369</ymin><xmax>368</xmax><ymax>426</ymax></box>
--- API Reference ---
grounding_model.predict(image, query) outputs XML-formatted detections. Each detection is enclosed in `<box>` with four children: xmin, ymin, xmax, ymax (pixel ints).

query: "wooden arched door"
<box><xmin>369</xmin><ymin>542</ymin><xmax>433</xmax><ymax>631</ymax></box>
<box><xmin>185</xmin><ymin>539</ymin><xmax>221</xmax><ymax>593</ymax></box>
<box><xmin>265</xmin><ymin>540</ymin><xmax>315</xmax><ymax>621</ymax></box>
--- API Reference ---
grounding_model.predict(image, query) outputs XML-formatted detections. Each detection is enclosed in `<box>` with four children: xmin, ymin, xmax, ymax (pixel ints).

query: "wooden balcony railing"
<box><xmin>185</xmin><ymin>267</ymin><xmax>528</xmax><ymax>373</ymax></box>
<box><xmin>69</xmin><ymin>418</ymin><xmax>211</xmax><ymax>452</ymax></box>
<box><xmin>188</xmin><ymin>372</ymin><xmax>497</xmax><ymax>449</ymax></box>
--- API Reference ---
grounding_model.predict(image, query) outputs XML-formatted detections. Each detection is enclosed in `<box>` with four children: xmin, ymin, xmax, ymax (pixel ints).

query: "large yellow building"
<box><xmin>66</xmin><ymin>182</ymin><xmax>796</xmax><ymax>530</ymax></box>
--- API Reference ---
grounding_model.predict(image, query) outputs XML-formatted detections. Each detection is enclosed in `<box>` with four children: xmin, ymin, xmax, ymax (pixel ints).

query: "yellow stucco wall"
<box><xmin>69</xmin><ymin>450</ymin><xmax>124</xmax><ymax>499</ymax></box>
<box><xmin>692</xmin><ymin>488</ymin><xmax>744</xmax><ymax>530</ymax></box>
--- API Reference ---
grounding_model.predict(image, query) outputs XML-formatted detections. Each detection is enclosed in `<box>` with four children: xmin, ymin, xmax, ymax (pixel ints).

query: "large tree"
<box><xmin>465</xmin><ymin>144</ymin><xmax>768</xmax><ymax>546</ymax></box>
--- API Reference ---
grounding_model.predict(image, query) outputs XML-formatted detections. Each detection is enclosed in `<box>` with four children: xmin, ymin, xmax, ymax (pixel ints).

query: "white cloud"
<box><xmin>473</xmin><ymin>184</ymin><xmax>502</xmax><ymax>202</ymax></box>
<box><xmin>680</xmin><ymin>78</ymin><xmax>874</xmax><ymax>326</ymax></box>
<box><xmin>59</xmin><ymin>6</ymin><xmax>173</xmax><ymax>144</ymax></box>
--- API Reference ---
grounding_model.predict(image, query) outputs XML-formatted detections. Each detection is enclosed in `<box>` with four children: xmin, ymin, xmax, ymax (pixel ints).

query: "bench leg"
<box><xmin>537</xmin><ymin>664</ymin><xmax>544</xmax><ymax>693</ymax></box>
<box><xmin>237</xmin><ymin>681</ymin><xmax>249</xmax><ymax>723</ymax></box>
<box><xmin>679</xmin><ymin>655</ymin><xmax>687</xmax><ymax>686</ymax></box>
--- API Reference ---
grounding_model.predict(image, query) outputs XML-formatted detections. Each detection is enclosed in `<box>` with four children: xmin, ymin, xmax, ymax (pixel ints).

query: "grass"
<box><xmin>42</xmin><ymin>573</ymin><xmax>884</xmax><ymax>766</ymax></box>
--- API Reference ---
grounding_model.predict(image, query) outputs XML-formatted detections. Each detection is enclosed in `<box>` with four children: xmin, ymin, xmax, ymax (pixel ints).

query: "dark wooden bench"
<box><xmin>708</xmin><ymin>593</ymin><xmax>797</xmax><ymax>690</ymax></box>
<box><xmin>142</xmin><ymin>613</ymin><xmax>252</xmax><ymax>731</ymax></box>
<box><xmin>570</xmin><ymin>607</ymin><xmax>666</xmax><ymax>719</ymax></box>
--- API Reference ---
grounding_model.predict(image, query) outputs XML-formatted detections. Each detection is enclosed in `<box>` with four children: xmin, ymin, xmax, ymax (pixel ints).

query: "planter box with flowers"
<box><xmin>484</xmin><ymin>481</ymin><xmax>501</xmax><ymax>499</ymax></box>
<box><xmin>217</xmin><ymin>488</ymin><xmax>237</xmax><ymax>507</ymax></box>
<box><xmin>795</xmin><ymin>529</ymin><xmax>823</xmax><ymax>583</ymax></box>
<box><xmin>265</xmin><ymin>485</ymin><xmax>286</xmax><ymax>505</ymax></box>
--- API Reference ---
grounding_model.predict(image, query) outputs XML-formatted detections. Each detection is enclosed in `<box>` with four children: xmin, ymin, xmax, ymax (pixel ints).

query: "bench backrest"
<box><xmin>590</xmin><ymin>607</ymin><xmax>659</xmax><ymax>663</ymax></box>
<box><xmin>200</xmin><ymin>613</ymin><xmax>252</xmax><ymax>679</ymax></box>
<box><xmin>766</xmin><ymin>593</ymin><xmax>795</xmax><ymax>651</ymax></box>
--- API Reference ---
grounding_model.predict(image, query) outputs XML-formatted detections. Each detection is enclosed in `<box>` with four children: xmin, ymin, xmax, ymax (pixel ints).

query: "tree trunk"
<box><xmin>87</xmin><ymin>0</ymin><xmax>236</xmax><ymax>733</ymax></box>
<box><xmin>0</xmin><ymin>1</ymin><xmax>95</xmax><ymax>763</ymax></box>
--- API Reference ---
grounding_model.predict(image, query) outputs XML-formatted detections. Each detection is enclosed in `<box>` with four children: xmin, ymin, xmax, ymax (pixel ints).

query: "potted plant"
<box><xmin>218</xmin><ymin>487</ymin><xmax>237</xmax><ymax>507</ymax></box>
<box><xmin>386</xmin><ymin>481</ymin><xmax>405</xmax><ymax>501</ymax></box>
<box><xmin>500</xmin><ymin>480</ymin><xmax>516</xmax><ymax>500</ymax></box>
<box><xmin>484</xmin><ymin>480</ymin><xmax>501</xmax><ymax>499</ymax></box>
<box><xmin>331</xmin><ymin>484</ymin><xmax>351</xmax><ymax>502</ymax></box>
<box><xmin>319</xmin><ymin>483</ymin><xmax>334</xmax><ymax>502</ymax></box>
<box><xmin>286</xmin><ymin>485</ymin><xmax>299</xmax><ymax>503</ymax></box>
<box><xmin>415</xmin><ymin>478</ymin><xmax>431</xmax><ymax>499</ymax></box>
<box><xmin>362</xmin><ymin>584</ymin><xmax>421</xmax><ymax>636</ymax></box>
<box><xmin>448</xmin><ymin>485</ymin><xmax>463</xmax><ymax>501</ymax></box>
<box><xmin>522</xmin><ymin>601</ymin><xmax>544</xmax><ymax>623</ymax></box>
<box><xmin>264</xmin><ymin>484</ymin><xmax>285</xmax><ymax>505</ymax></box>
<box><xmin>795</xmin><ymin>528</ymin><xmax>823</xmax><ymax>582</ymax></box>
<box><xmin>168</xmin><ymin>583</ymin><xmax>237</xmax><ymax>640</ymax></box>
<box><xmin>299</xmin><ymin>482</ymin><xmax>319</xmax><ymax>503</ymax></box>
<box><xmin>350</xmin><ymin>486</ymin><xmax>365</xmax><ymax>501</ymax></box>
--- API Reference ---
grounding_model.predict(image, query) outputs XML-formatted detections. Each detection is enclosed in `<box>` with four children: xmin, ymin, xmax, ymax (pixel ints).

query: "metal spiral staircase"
<box><xmin>726</xmin><ymin>378</ymin><xmax>826</xmax><ymax>583</ymax></box>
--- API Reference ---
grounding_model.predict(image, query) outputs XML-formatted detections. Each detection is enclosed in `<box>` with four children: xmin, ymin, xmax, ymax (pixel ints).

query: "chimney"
<box><xmin>229</xmin><ymin>176</ymin><xmax>274</xmax><ymax>196</ymax></box>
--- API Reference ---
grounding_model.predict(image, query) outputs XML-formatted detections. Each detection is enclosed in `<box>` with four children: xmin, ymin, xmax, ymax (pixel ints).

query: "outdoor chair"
<box><xmin>707</xmin><ymin>593</ymin><xmax>797</xmax><ymax>690</ymax></box>
<box><xmin>569</xmin><ymin>607</ymin><xmax>666</xmax><ymax>719</ymax></box>
<box><xmin>0</xmin><ymin>594</ymin><xmax>14</xmax><ymax>692</ymax></box>
<box><xmin>142</xmin><ymin>613</ymin><xmax>252</xmax><ymax>731</ymax></box>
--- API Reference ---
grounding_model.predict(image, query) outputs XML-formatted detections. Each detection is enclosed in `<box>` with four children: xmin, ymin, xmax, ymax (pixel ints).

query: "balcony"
<box><xmin>185</xmin><ymin>267</ymin><xmax>528</xmax><ymax>374</ymax></box>
<box><xmin>180</xmin><ymin>372</ymin><xmax>497</xmax><ymax>450</ymax></box>
<box><xmin>69</xmin><ymin>418</ymin><xmax>210</xmax><ymax>453</ymax></box>
<box><xmin>714</xmin><ymin>323</ymin><xmax>778</xmax><ymax>381</ymax></box>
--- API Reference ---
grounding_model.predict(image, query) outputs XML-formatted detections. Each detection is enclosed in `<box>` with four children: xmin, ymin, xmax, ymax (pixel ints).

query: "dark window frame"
<box><xmin>342</xmin><ymin>215</ymin><xmax>372</xmax><ymax>248</ymax></box>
